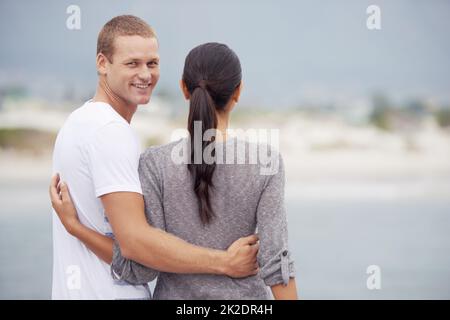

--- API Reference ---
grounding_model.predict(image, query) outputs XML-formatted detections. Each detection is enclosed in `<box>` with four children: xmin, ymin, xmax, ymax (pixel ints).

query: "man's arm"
<box><xmin>101</xmin><ymin>191</ymin><xmax>259</xmax><ymax>277</ymax></box>
<box><xmin>50</xmin><ymin>173</ymin><xmax>259</xmax><ymax>277</ymax></box>
<box><xmin>52</xmin><ymin>121</ymin><xmax>259</xmax><ymax>278</ymax></box>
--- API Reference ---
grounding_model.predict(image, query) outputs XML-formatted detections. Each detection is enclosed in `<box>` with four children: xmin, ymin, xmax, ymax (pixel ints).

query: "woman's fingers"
<box><xmin>50</xmin><ymin>174</ymin><xmax>62</xmax><ymax>206</ymax></box>
<box><xmin>49</xmin><ymin>174</ymin><xmax>60</xmax><ymax>197</ymax></box>
<box><xmin>49</xmin><ymin>173</ymin><xmax>73</xmax><ymax>210</ymax></box>
<box><xmin>59</xmin><ymin>182</ymin><xmax>72</xmax><ymax>204</ymax></box>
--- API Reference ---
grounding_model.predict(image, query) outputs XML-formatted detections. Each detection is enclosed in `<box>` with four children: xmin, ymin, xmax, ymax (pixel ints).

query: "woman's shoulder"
<box><xmin>236</xmin><ymin>138</ymin><xmax>282</xmax><ymax>156</ymax></box>
<box><xmin>139</xmin><ymin>139</ymin><xmax>188</xmax><ymax>174</ymax></box>
<box><xmin>233</xmin><ymin>137</ymin><xmax>283</xmax><ymax>175</ymax></box>
<box><xmin>141</xmin><ymin>139</ymin><xmax>184</xmax><ymax>159</ymax></box>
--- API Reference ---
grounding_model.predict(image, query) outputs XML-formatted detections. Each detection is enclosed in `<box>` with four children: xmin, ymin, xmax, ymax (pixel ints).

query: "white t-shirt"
<box><xmin>51</xmin><ymin>100</ymin><xmax>150</xmax><ymax>300</ymax></box>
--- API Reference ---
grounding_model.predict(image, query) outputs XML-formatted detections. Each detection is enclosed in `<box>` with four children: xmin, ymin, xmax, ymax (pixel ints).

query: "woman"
<box><xmin>52</xmin><ymin>42</ymin><xmax>297</xmax><ymax>299</ymax></box>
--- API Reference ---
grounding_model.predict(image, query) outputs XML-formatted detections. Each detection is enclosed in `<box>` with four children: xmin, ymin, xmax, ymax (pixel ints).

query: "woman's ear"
<box><xmin>180</xmin><ymin>79</ymin><xmax>190</xmax><ymax>100</ymax></box>
<box><xmin>232</xmin><ymin>80</ymin><xmax>243</xmax><ymax>103</ymax></box>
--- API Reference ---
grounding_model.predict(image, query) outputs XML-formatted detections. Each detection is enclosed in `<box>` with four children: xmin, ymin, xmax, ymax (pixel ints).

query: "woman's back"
<box><xmin>138</xmin><ymin>137</ymin><xmax>294</xmax><ymax>299</ymax></box>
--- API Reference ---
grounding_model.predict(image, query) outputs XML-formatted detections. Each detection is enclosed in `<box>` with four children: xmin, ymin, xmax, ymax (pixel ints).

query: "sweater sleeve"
<box><xmin>256</xmin><ymin>152</ymin><xmax>296</xmax><ymax>286</ymax></box>
<box><xmin>110</xmin><ymin>149</ymin><xmax>165</xmax><ymax>285</ymax></box>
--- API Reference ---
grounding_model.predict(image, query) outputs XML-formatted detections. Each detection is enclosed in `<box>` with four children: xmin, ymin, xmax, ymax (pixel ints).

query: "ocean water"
<box><xmin>1</xmin><ymin>179</ymin><xmax>450</xmax><ymax>299</ymax></box>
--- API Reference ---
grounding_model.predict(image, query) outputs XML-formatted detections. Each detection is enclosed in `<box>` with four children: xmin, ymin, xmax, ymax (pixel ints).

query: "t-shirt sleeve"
<box><xmin>86</xmin><ymin>121</ymin><xmax>142</xmax><ymax>197</ymax></box>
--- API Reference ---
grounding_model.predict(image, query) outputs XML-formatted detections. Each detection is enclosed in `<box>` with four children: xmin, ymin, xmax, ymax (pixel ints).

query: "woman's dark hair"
<box><xmin>183</xmin><ymin>42</ymin><xmax>242</xmax><ymax>224</ymax></box>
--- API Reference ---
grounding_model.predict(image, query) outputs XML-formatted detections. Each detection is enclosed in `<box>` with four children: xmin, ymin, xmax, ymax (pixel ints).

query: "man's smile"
<box><xmin>131</xmin><ymin>82</ymin><xmax>151</xmax><ymax>89</ymax></box>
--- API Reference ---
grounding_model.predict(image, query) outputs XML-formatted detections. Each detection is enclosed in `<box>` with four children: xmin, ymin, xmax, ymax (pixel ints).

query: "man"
<box><xmin>50</xmin><ymin>15</ymin><xmax>259</xmax><ymax>299</ymax></box>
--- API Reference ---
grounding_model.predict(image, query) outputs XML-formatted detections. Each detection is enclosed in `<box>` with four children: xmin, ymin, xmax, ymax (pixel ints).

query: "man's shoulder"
<box><xmin>61</xmin><ymin>102</ymin><xmax>137</xmax><ymax>154</ymax></box>
<box><xmin>65</xmin><ymin>100</ymin><xmax>127</xmax><ymax>130</ymax></box>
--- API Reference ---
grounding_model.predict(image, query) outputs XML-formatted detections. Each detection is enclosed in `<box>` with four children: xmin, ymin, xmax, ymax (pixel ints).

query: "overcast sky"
<box><xmin>1</xmin><ymin>0</ymin><xmax>449</xmax><ymax>107</ymax></box>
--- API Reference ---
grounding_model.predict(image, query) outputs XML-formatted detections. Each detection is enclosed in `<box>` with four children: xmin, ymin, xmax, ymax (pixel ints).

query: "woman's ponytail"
<box><xmin>187</xmin><ymin>82</ymin><xmax>218</xmax><ymax>224</ymax></box>
<box><xmin>182</xmin><ymin>43</ymin><xmax>242</xmax><ymax>225</ymax></box>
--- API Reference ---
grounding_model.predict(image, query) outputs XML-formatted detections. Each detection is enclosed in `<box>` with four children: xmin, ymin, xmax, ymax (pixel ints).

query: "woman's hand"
<box><xmin>49</xmin><ymin>173</ymin><xmax>80</xmax><ymax>235</ymax></box>
<box><xmin>49</xmin><ymin>173</ymin><xmax>114</xmax><ymax>264</ymax></box>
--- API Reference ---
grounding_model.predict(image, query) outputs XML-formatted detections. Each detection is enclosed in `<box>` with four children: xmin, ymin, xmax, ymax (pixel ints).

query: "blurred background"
<box><xmin>1</xmin><ymin>0</ymin><xmax>450</xmax><ymax>299</ymax></box>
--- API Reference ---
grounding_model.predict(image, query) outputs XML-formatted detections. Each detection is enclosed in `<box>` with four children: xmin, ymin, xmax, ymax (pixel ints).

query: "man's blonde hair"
<box><xmin>97</xmin><ymin>15</ymin><xmax>157</xmax><ymax>62</ymax></box>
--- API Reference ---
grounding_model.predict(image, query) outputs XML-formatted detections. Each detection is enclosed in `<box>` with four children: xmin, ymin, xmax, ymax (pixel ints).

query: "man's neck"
<box><xmin>92</xmin><ymin>78</ymin><xmax>137</xmax><ymax>123</ymax></box>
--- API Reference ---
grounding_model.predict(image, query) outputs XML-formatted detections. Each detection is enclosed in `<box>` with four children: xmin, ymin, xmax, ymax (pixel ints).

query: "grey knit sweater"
<box><xmin>111</xmin><ymin>138</ymin><xmax>295</xmax><ymax>299</ymax></box>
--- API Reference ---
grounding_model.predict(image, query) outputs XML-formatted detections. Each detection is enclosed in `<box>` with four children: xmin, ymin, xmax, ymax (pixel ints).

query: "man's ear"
<box><xmin>232</xmin><ymin>80</ymin><xmax>243</xmax><ymax>103</ymax></box>
<box><xmin>96</xmin><ymin>53</ymin><xmax>108</xmax><ymax>76</ymax></box>
<box><xmin>180</xmin><ymin>79</ymin><xmax>190</xmax><ymax>100</ymax></box>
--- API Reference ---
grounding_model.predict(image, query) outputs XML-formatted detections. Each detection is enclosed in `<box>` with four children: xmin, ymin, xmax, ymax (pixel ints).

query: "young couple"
<box><xmin>49</xmin><ymin>15</ymin><xmax>297</xmax><ymax>300</ymax></box>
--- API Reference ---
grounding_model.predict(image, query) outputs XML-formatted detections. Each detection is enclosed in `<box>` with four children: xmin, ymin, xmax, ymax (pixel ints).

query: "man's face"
<box><xmin>105</xmin><ymin>35</ymin><xmax>160</xmax><ymax>106</ymax></box>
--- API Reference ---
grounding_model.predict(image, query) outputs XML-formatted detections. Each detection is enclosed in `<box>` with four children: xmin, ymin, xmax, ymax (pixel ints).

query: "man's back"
<box><xmin>52</xmin><ymin>100</ymin><xmax>149</xmax><ymax>299</ymax></box>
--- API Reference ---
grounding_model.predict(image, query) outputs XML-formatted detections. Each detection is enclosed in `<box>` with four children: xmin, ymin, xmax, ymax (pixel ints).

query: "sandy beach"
<box><xmin>1</xmin><ymin>107</ymin><xmax>450</xmax><ymax>299</ymax></box>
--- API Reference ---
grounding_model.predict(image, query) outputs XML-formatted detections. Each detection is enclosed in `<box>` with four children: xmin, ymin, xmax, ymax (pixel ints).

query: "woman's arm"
<box><xmin>256</xmin><ymin>152</ymin><xmax>298</xmax><ymax>300</ymax></box>
<box><xmin>50</xmin><ymin>174</ymin><xmax>158</xmax><ymax>284</ymax></box>
<box><xmin>49</xmin><ymin>174</ymin><xmax>113</xmax><ymax>264</ymax></box>
<box><xmin>66</xmin><ymin>217</ymin><xmax>113</xmax><ymax>264</ymax></box>
<box><xmin>271</xmin><ymin>278</ymin><xmax>298</xmax><ymax>300</ymax></box>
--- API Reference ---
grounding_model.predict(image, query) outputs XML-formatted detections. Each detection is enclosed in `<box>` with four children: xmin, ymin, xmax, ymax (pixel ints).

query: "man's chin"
<box><xmin>134</xmin><ymin>95</ymin><xmax>152</xmax><ymax>105</ymax></box>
